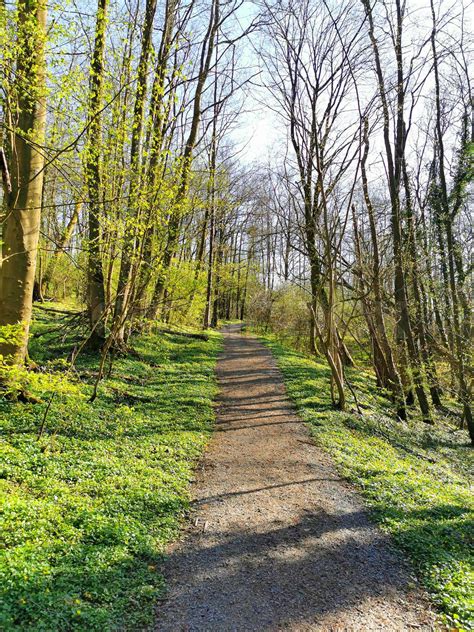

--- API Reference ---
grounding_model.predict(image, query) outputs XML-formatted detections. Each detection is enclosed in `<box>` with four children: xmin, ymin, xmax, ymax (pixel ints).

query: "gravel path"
<box><xmin>155</xmin><ymin>325</ymin><xmax>434</xmax><ymax>631</ymax></box>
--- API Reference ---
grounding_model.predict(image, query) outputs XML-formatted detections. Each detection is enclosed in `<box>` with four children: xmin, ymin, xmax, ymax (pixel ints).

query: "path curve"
<box><xmin>155</xmin><ymin>325</ymin><xmax>434</xmax><ymax>631</ymax></box>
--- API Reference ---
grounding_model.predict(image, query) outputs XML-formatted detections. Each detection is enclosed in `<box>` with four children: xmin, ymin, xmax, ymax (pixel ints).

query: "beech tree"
<box><xmin>83</xmin><ymin>0</ymin><xmax>108</xmax><ymax>348</ymax></box>
<box><xmin>0</xmin><ymin>0</ymin><xmax>47</xmax><ymax>363</ymax></box>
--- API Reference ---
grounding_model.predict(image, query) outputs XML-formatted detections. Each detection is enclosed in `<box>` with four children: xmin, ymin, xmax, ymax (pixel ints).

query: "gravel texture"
<box><xmin>154</xmin><ymin>325</ymin><xmax>434</xmax><ymax>631</ymax></box>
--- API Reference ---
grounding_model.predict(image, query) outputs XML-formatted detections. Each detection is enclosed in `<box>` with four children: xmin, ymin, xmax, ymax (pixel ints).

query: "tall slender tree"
<box><xmin>84</xmin><ymin>0</ymin><xmax>109</xmax><ymax>348</ymax></box>
<box><xmin>0</xmin><ymin>0</ymin><xmax>47</xmax><ymax>363</ymax></box>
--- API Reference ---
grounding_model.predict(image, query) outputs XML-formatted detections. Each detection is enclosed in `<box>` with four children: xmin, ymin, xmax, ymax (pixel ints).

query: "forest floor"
<box><xmin>155</xmin><ymin>324</ymin><xmax>435</xmax><ymax>631</ymax></box>
<box><xmin>1</xmin><ymin>308</ymin><xmax>222</xmax><ymax>631</ymax></box>
<box><xmin>2</xmin><ymin>315</ymin><xmax>472</xmax><ymax>630</ymax></box>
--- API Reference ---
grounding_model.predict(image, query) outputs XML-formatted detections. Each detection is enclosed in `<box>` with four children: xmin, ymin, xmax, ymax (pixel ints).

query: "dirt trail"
<box><xmin>155</xmin><ymin>325</ymin><xmax>434</xmax><ymax>631</ymax></box>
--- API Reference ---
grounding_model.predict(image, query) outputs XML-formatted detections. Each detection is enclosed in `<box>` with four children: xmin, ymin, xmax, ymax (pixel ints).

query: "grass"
<box><xmin>0</xmin><ymin>307</ymin><xmax>222</xmax><ymax>631</ymax></box>
<box><xmin>259</xmin><ymin>334</ymin><xmax>473</xmax><ymax>631</ymax></box>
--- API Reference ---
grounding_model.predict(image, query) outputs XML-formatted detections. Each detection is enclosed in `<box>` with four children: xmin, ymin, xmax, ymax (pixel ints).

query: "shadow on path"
<box><xmin>155</xmin><ymin>325</ymin><xmax>433</xmax><ymax>631</ymax></box>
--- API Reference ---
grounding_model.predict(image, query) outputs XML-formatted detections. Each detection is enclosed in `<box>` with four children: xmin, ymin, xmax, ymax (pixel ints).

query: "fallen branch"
<box><xmin>153</xmin><ymin>326</ymin><xmax>209</xmax><ymax>341</ymax></box>
<box><xmin>37</xmin><ymin>392</ymin><xmax>56</xmax><ymax>440</ymax></box>
<box><xmin>372</xmin><ymin>418</ymin><xmax>437</xmax><ymax>463</ymax></box>
<box><xmin>34</xmin><ymin>304</ymin><xmax>84</xmax><ymax>316</ymax></box>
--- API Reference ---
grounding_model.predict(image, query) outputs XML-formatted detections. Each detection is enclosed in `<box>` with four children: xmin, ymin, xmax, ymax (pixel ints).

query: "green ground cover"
<box><xmin>1</xmin><ymin>308</ymin><xmax>222</xmax><ymax>630</ymax></box>
<box><xmin>261</xmin><ymin>334</ymin><xmax>473</xmax><ymax>631</ymax></box>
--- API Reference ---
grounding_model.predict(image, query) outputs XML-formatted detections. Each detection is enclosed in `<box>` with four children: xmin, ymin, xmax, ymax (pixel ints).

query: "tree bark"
<box><xmin>0</xmin><ymin>0</ymin><xmax>47</xmax><ymax>363</ymax></box>
<box><xmin>84</xmin><ymin>0</ymin><xmax>109</xmax><ymax>349</ymax></box>
<box><xmin>113</xmin><ymin>0</ymin><xmax>158</xmax><ymax>344</ymax></box>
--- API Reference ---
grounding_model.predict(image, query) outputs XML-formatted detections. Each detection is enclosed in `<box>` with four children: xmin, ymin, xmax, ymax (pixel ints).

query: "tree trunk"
<box><xmin>362</xmin><ymin>0</ymin><xmax>431</xmax><ymax>421</ymax></box>
<box><xmin>147</xmin><ymin>0</ymin><xmax>220</xmax><ymax>319</ymax></box>
<box><xmin>0</xmin><ymin>0</ymin><xmax>47</xmax><ymax>363</ymax></box>
<box><xmin>84</xmin><ymin>0</ymin><xmax>109</xmax><ymax>349</ymax></box>
<box><xmin>430</xmin><ymin>0</ymin><xmax>473</xmax><ymax>440</ymax></box>
<box><xmin>114</xmin><ymin>0</ymin><xmax>158</xmax><ymax>344</ymax></box>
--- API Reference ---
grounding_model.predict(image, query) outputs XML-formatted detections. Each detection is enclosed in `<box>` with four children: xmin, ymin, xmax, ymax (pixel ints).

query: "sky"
<box><xmin>229</xmin><ymin>0</ymin><xmax>473</xmax><ymax>173</ymax></box>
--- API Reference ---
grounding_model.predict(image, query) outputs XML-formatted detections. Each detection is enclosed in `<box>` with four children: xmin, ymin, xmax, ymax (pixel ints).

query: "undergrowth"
<box><xmin>0</xmin><ymin>307</ymin><xmax>222</xmax><ymax>631</ymax></box>
<box><xmin>260</xmin><ymin>334</ymin><xmax>473</xmax><ymax>631</ymax></box>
